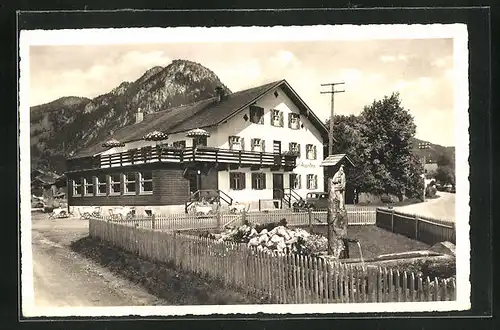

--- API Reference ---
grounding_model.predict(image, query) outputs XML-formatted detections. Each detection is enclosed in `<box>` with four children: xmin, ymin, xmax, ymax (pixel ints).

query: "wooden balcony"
<box><xmin>66</xmin><ymin>145</ymin><xmax>297</xmax><ymax>172</ymax></box>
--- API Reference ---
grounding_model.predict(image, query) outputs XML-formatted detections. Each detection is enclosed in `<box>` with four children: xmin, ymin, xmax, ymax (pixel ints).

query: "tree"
<box><xmin>435</xmin><ymin>165</ymin><xmax>455</xmax><ymax>187</ymax></box>
<box><xmin>327</xmin><ymin>92</ymin><xmax>423</xmax><ymax>201</ymax></box>
<box><xmin>326</xmin><ymin>115</ymin><xmax>369</xmax><ymax>191</ymax></box>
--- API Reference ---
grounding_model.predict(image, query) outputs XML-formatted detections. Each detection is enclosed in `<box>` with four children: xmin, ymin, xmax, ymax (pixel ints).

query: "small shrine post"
<box><xmin>326</xmin><ymin>164</ymin><xmax>348</xmax><ymax>258</ymax></box>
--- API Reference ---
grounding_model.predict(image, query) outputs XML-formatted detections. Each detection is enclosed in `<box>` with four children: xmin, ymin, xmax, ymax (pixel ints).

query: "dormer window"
<box><xmin>288</xmin><ymin>113</ymin><xmax>300</xmax><ymax>130</ymax></box>
<box><xmin>271</xmin><ymin>109</ymin><xmax>284</xmax><ymax>127</ymax></box>
<box><xmin>249</xmin><ymin>106</ymin><xmax>264</xmax><ymax>124</ymax></box>
<box><xmin>229</xmin><ymin>136</ymin><xmax>245</xmax><ymax>150</ymax></box>
<box><xmin>251</xmin><ymin>138</ymin><xmax>266</xmax><ymax>152</ymax></box>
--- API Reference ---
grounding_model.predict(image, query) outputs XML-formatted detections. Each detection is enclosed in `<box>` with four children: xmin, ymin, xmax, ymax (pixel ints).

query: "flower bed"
<box><xmin>197</xmin><ymin>219</ymin><xmax>330</xmax><ymax>256</ymax></box>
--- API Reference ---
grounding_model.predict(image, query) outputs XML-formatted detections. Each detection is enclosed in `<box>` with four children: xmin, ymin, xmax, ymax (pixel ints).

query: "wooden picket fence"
<box><xmin>89</xmin><ymin>218</ymin><xmax>456</xmax><ymax>303</ymax></box>
<box><xmin>98</xmin><ymin>206</ymin><xmax>376</xmax><ymax>232</ymax></box>
<box><xmin>376</xmin><ymin>208</ymin><xmax>456</xmax><ymax>245</ymax></box>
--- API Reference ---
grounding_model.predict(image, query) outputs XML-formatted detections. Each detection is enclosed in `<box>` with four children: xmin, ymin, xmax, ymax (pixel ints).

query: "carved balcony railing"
<box><xmin>66</xmin><ymin>145</ymin><xmax>298</xmax><ymax>172</ymax></box>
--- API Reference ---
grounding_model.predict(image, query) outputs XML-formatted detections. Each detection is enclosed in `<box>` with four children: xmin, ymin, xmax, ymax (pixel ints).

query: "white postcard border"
<box><xmin>19</xmin><ymin>24</ymin><xmax>470</xmax><ymax>317</ymax></box>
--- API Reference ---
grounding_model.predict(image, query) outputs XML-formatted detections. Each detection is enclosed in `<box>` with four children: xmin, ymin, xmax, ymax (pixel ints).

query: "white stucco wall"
<box><xmin>213</xmin><ymin>86</ymin><xmax>325</xmax><ymax>202</ymax></box>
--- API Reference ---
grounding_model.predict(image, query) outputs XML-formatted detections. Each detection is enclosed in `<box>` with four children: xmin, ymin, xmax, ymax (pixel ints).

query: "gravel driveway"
<box><xmin>393</xmin><ymin>192</ymin><xmax>456</xmax><ymax>222</ymax></box>
<box><xmin>27</xmin><ymin>212</ymin><xmax>169</xmax><ymax>312</ymax></box>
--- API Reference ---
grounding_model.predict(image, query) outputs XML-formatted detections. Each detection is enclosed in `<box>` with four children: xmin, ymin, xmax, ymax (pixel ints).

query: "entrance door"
<box><xmin>273</xmin><ymin>140</ymin><xmax>282</xmax><ymax>166</ymax></box>
<box><xmin>188</xmin><ymin>173</ymin><xmax>199</xmax><ymax>194</ymax></box>
<box><xmin>272</xmin><ymin>173</ymin><xmax>284</xmax><ymax>199</ymax></box>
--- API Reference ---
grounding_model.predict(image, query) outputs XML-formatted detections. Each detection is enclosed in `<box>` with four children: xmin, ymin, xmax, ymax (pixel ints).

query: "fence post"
<box><xmin>152</xmin><ymin>214</ymin><xmax>156</xmax><ymax>230</ymax></box>
<box><xmin>241</xmin><ymin>210</ymin><xmax>247</xmax><ymax>226</ymax></box>
<box><xmin>173</xmin><ymin>231</ymin><xmax>177</xmax><ymax>264</ymax></box>
<box><xmin>217</xmin><ymin>210</ymin><xmax>221</xmax><ymax>229</ymax></box>
<box><xmin>308</xmin><ymin>208</ymin><xmax>313</xmax><ymax>232</ymax></box>
<box><xmin>391</xmin><ymin>209</ymin><xmax>394</xmax><ymax>232</ymax></box>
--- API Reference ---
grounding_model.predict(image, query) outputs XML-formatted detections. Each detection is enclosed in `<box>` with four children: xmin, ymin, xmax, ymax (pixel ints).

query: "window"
<box><xmin>139</xmin><ymin>171</ymin><xmax>153</xmax><ymax>194</ymax></box>
<box><xmin>193</xmin><ymin>136</ymin><xmax>207</xmax><ymax>147</ymax></box>
<box><xmin>96</xmin><ymin>174</ymin><xmax>107</xmax><ymax>195</ymax></box>
<box><xmin>72</xmin><ymin>178</ymin><xmax>82</xmax><ymax>197</ymax></box>
<box><xmin>271</xmin><ymin>109</ymin><xmax>284</xmax><ymax>127</ymax></box>
<box><xmin>289</xmin><ymin>173</ymin><xmax>302</xmax><ymax>189</ymax></box>
<box><xmin>229</xmin><ymin>172</ymin><xmax>246</xmax><ymax>190</ymax></box>
<box><xmin>229</xmin><ymin>136</ymin><xmax>245</xmax><ymax>150</ymax></box>
<box><xmin>249</xmin><ymin>106</ymin><xmax>264</xmax><ymax>124</ymax></box>
<box><xmin>289</xmin><ymin>142</ymin><xmax>301</xmax><ymax>157</ymax></box>
<box><xmin>172</xmin><ymin>140</ymin><xmax>186</xmax><ymax>149</ymax></box>
<box><xmin>306</xmin><ymin>174</ymin><xmax>318</xmax><ymax>190</ymax></box>
<box><xmin>251</xmin><ymin>173</ymin><xmax>266</xmax><ymax>190</ymax></box>
<box><xmin>83</xmin><ymin>177</ymin><xmax>94</xmax><ymax>196</ymax></box>
<box><xmin>251</xmin><ymin>138</ymin><xmax>266</xmax><ymax>152</ymax></box>
<box><xmin>288</xmin><ymin>113</ymin><xmax>300</xmax><ymax>129</ymax></box>
<box><xmin>306</xmin><ymin>144</ymin><xmax>317</xmax><ymax>160</ymax></box>
<box><xmin>124</xmin><ymin>173</ymin><xmax>136</xmax><ymax>195</ymax></box>
<box><xmin>109</xmin><ymin>173</ymin><xmax>121</xmax><ymax>195</ymax></box>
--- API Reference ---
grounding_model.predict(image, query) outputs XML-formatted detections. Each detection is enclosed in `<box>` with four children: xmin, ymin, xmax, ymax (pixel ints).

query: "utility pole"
<box><xmin>418</xmin><ymin>142</ymin><xmax>431</xmax><ymax>201</ymax></box>
<box><xmin>321</xmin><ymin>82</ymin><xmax>345</xmax><ymax>156</ymax></box>
<box><xmin>321</xmin><ymin>82</ymin><xmax>345</xmax><ymax>257</ymax></box>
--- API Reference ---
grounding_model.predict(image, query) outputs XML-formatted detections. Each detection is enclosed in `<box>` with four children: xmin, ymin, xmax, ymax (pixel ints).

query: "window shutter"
<box><xmin>288</xmin><ymin>113</ymin><xmax>292</xmax><ymax>128</ymax></box>
<box><xmin>261</xmin><ymin>140</ymin><xmax>266</xmax><ymax>152</ymax></box>
<box><xmin>313</xmin><ymin>145</ymin><xmax>317</xmax><ymax>159</ymax></box>
<box><xmin>240</xmin><ymin>173</ymin><xmax>246</xmax><ymax>189</ymax></box>
<box><xmin>297</xmin><ymin>144</ymin><xmax>301</xmax><ymax>157</ymax></box>
<box><xmin>289</xmin><ymin>142</ymin><xmax>293</xmax><ymax>152</ymax></box>
<box><xmin>228</xmin><ymin>136</ymin><xmax>233</xmax><ymax>149</ymax></box>
<box><xmin>298</xmin><ymin>174</ymin><xmax>302</xmax><ymax>189</ymax></box>
<box><xmin>314</xmin><ymin>175</ymin><xmax>318</xmax><ymax>189</ymax></box>
<box><xmin>306</xmin><ymin>175</ymin><xmax>311</xmax><ymax>190</ymax></box>
<box><xmin>259</xmin><ymin>108</ymin><xmax>264</xmax><ymax>124</ymax></box>
<box><xmin>279</xmin><ymin>111</ymin><xmax>284</xmax><ymax>127</ymax></box>
<box><xmin>240</xmin><ymin>137</ymin><xmax>245</xmax><ymax>150</ymax></box>
<box><xmin>230</xmin><ymin>173</ymin><xmax>235</xmax><ymax>189</ymax></box>
<box><xmin>262</xmin><ymin>173</ymin><xmax>267</xmax><ymax>189</ymax></box>
<box><xmin>251</xmin><ymin>173</ymin><xmax>256</xmax><ymax>189</ymax></box>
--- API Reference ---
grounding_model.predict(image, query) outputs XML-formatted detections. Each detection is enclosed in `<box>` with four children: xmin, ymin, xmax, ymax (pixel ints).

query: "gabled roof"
<box><xmin>32</xmin><ymin>171</ymin><xmax>61</xmax><ymax>185</ymax></box>
<box><xmin>320</xmin><ymin>154</ymin><xmax>356</xmax><ymax>167</ymax></box>
<box><xmin>73</xmin><ymin>79</ymin><xmax>331</xmax><ymax>158</ymax></box>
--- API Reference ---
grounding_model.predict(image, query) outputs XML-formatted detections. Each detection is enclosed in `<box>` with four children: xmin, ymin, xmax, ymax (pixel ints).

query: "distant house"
<box><xmin>424</xmin><ymin>161</ymin><xmax>438</xmax><ymax>174</ymax></box>
<box><xmin>65</xmin><ymin>79</ymin><xmax>338</xmax><ymax>213</ymax></box>
<box><xmin>31</xmin><ymin>170</ymin><xmax>67</xmax><ymax>199</ymax></box>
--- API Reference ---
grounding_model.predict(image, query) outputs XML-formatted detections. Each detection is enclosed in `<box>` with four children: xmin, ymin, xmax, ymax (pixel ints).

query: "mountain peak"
<box><xmin>135</xmin><ymin>66</ymin><xmax>164</xmax><ymax>85</ymax></box>
<box><xmin>30</xmin><ymin>59</ymin><xmax>232</xmax><ymax>173</ymax></box>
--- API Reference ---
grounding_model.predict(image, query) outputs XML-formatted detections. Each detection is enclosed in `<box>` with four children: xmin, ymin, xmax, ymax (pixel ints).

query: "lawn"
<box><xmin>301</xmin><ymin>225</ymin><xmax>430</xmax><ymax>260</ymax></box>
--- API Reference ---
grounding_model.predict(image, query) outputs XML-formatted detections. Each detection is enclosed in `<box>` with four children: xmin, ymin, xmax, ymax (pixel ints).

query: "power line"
<box><xmin>321</xmin><ymin>82</ymin><xmax>345</xmax><ymax>156</ymax></box>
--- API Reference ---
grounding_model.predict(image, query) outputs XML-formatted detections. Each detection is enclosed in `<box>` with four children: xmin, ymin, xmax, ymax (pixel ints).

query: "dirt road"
<box><xmin>29</xmin><ymin>212</ymin><xmax>169</xmax><ymax>308</ymax></box>
<box><xmin>393</xmin><ymin>192</ymin><xmax>456</xmax><ymax>221</ymax></box>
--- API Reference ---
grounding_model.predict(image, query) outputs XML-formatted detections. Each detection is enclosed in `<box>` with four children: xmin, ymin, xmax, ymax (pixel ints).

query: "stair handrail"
<box><xmin>217</xmin><ymin>189</ymin><xmax>233</xmax><ymax>206</ymax></box>
<box><xmin>289</xmin><ymin>188</ymin><xmax>303</xmax><ymax>202</ymax></box>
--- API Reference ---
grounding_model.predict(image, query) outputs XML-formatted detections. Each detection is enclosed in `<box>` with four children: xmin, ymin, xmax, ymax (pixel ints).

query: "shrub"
<box><xmin>425</xmin><ymin>185</ymin><xmax>437</xmax><ymax>198</ymax></box>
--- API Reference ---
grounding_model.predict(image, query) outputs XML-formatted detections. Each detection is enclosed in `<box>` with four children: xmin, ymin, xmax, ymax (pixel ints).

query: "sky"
<box><xmin>29</xmin><ymin>38</ymin><xmax>455</xmax><ymax>146</ymax></box>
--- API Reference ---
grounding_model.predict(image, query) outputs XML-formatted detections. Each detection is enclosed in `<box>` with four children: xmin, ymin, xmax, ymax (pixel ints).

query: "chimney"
<box><xmin>135</xmin><ymin>107</ymin><xmax>144</xmax><ymax>124</ymax></box>
<box><xmin>215</xmin><ymin>86</ymin><xmax>225</xmax><ymax>102</ymax></box>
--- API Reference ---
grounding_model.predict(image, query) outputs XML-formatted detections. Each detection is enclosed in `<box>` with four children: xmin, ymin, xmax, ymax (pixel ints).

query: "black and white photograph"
<box><xmin>19</xmin><ymin>24</ymin><xmax>470</xmax><ymax>317</ymax></box>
